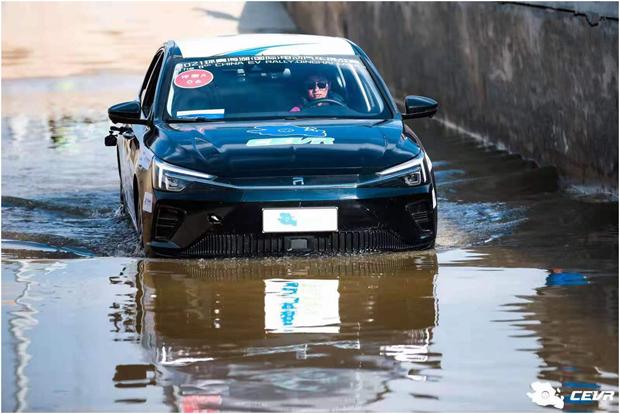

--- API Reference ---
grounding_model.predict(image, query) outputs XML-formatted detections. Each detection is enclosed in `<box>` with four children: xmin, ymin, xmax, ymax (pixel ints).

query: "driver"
<box><xmin>289</xmin><ymin>75</ymin><xmax>343</xmax><ymax>112</ymax></box>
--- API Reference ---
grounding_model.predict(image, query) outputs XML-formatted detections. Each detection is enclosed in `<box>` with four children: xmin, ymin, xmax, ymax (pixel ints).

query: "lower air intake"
<box><xmin>406</xmin><ymin>201</ymin><xmax>434</xmax><ymax>233</ymax></box>
<box><xmin>154</xmin><ymin>206</ymin><xmax>185</xmax><ymax>241</ymax></box>
<box><xmin>180</xmin><ymin>230</ymin><xmax>415</xmax><ymax>258</ymax></box>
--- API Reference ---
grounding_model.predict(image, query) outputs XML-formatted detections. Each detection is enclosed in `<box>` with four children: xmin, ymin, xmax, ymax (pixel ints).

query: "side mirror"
<box><xmin>403</xmin><ymin>96</ymin><xmax>438</xmax><ymax>119</ymax></box>
<box><xmin>108</xmin><ymin>100</ymin><xmax>148</xmax><ymax>125</ymax></box>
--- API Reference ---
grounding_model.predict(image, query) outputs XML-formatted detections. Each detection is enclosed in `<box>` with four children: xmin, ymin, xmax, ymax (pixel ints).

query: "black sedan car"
<box><xmin>105</xmin><ymin>34</ymin><xmax>438</xmax><ymax>258</ymax></box>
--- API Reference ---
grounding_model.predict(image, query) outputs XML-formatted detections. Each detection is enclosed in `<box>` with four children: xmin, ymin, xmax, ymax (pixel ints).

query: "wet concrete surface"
<box><xmin>1</xmin><ymin>2</ymin><xmax>618</xmax><ymax>412</ymax></box>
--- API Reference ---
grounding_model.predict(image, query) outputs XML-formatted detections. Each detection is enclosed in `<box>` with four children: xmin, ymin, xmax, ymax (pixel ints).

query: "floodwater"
<box><xmin>1</xmin><ymin>2</ymin><xmax>618</xmax><ymax>412</ymax></box>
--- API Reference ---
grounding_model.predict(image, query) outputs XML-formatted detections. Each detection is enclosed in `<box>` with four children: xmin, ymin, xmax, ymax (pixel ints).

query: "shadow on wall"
<box><xmin>192</xmin><ymin>2</ymin><xmax>299</xmax><ymax>34</ymax></box>
<box><xmin>285</xmin><ymin>2</ymin><xmax>619</xmax><ymax>194</ymax></box>
<box><xmin>238</xmin><ymin>2</ymin><xmax>299</xmax><ymax>34</ymax></box>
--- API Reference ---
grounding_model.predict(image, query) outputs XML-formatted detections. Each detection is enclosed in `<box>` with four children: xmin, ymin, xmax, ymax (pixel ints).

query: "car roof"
<box><xmin>172</xmin><ymin>34</ymin><xmax>357</xmax><ymax>58</ymax></box>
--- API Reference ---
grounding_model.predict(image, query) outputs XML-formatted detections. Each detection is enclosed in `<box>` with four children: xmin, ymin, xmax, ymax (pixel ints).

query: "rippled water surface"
<box><xmin>1</xmin><ymin>3</ymin><xmax>618</xmax><ymax>412</ymax></box>
<box><xmin>2</xmin><ymin>252</ymin><xmax>617</xmax><ymax>412</ymax></box>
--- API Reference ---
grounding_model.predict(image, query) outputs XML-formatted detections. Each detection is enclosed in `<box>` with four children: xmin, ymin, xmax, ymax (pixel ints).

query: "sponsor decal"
<box><xmin>278</xmin><ymin>212</ymin><xmax>297</xmax><ymax>227</ymax></box>
<box><xmin>247</xmin><ymin>137</ymin><xmax>334</xmax><ymax>146</ymax></box>
<box><xmin>246</xmin><ymin>126</ymin><xmax>334</xmax><ymax>146</ymax></box>
<box><xmin>138</xmin><ymin>149</ymin><xmax>153</xmax><ymax>170</ymax></box>
<box><xmin>177</xmin><ymin>56</ymin><xmax>362</xmax><ymax>70</ymax></box>
<box><xmin>142</xmin><ymin>192</ymin><xmax>153</xmax><ymax>213</ymax></box>
<box><xmin>248</xmin><ymin>125</ymin><xmax>327</xmax><ymax>137</ymax></box>
<box><xmin>174</xmin><ymin>69</ymin><xmax>214</xmax><ymax>89</ymax></box>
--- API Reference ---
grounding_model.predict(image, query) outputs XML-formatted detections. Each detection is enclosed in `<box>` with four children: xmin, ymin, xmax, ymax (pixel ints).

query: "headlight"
<box><xmin>402</xmin><ymin>167</ymin><xmax>423</xmax><ymax>186</ymax></box>
<box><xmin>377</xmin><ymin>152</ymin><xmax>428</xmax><ymax>186</ymax></box>
<box><xmin>152</xmin><ymin>157</ymin><xmax>216</xmax><ymax>192</ymax></box>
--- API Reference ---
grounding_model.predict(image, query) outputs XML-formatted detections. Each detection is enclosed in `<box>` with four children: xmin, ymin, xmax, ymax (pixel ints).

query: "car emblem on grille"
<box><xmin>292</xmin><ymin>177</ymin><xmax>304</xmax><ymax>186</ymax></box>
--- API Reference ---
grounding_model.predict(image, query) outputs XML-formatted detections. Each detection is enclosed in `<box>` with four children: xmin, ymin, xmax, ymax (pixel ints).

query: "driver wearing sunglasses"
<box><xmin>289</xmin><ymin>75</ymin><xmax>342</xmax><ymax>112</ymax></box>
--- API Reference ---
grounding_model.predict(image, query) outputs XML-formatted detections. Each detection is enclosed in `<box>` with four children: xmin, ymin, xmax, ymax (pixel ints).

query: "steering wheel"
<box><xmin>303</xmin><ymin>98</ymin><xmax>347</xmax><ymax>108</ymax></box>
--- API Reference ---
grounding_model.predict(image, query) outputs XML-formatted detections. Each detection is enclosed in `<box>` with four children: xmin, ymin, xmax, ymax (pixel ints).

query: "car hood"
<box><xmin>149</xmin><ymin>119</ymin><xmax>421</xmax><ymax>178</ymax></box>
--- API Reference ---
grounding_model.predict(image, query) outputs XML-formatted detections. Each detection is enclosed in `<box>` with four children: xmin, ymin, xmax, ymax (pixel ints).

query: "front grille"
<box><xmin>181</xmin><ymin>230</ymin><xmax>415</xmax><ymax>258</ymax></box>
<box><xmin>154</xmin><ymin>206</ymin><xmax>185</xmax><ymax>241</ymax></box>
<box><xmin>225</xmin><ymin>174</ymin><xmax>361</xmax><ymax>187</ymax></box>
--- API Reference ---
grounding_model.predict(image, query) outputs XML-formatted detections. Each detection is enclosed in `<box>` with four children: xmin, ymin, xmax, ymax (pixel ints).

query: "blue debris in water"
<box><xmin>546</xmin><ymin>271</ymin><xmax>588</xmax><ymax>287</ymax></box>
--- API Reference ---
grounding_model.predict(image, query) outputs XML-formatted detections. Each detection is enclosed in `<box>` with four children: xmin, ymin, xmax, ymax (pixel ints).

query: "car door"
<box><xmin>118</xmin><ymin>49</ymin><xmax>164</xmax><ymax>228</ymax></box>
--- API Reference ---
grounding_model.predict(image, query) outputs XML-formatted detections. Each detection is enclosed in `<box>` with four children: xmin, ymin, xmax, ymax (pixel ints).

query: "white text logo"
<box><xmin>246</xmin><ymin>137</ymin><xmax>334</xmax><ymax>146</ymax></box>
<box><xmin>569</xmin><ymin>390</ymin><xmax>615</xmax><ymax>402</ymax></box>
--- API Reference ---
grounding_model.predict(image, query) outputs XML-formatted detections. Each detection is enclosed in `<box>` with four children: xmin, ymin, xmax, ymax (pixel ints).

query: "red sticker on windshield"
<box><xmin>174</xmin><ymin>69</ymin><xmax>214</xmax><ymax>89</ymax></box>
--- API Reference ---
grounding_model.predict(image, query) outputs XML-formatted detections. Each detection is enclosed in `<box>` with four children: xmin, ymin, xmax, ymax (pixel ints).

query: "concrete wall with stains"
<box><xmin>285</xmin><ymin>2</ymin><xmax>618</xmax><ymax>193</ymax></box>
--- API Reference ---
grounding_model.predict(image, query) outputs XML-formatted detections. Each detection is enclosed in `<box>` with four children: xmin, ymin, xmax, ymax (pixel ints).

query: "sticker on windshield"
<box><xmin>176</xmin><ymin>109</ymin><xmax>225</xmax><ymax>119</ymax></box>
<box><xmin>179</xmin><ymin>55</ymin><xmax>364</xmax><ymax>69</ymax></box>
<box><xmin>174</xmin><ymin>69</ymin><xmax>214</xmax><ymax>89</ymax></box>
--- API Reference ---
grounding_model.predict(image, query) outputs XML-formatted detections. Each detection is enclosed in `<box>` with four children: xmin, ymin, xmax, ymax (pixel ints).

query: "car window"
<box><xmin>141</xmin><ymin>51</ymin><xmax>164</xmax><ymax>116</ymax></box>
<box><xmin>164</xmin><ymin>55</ymin><xmax>389</xmax><ymax>121</ymax></box>
<box><xmin>139</xmin><ymin>51</ymin><xmax>163</xmax><ymax>103</ymax></box>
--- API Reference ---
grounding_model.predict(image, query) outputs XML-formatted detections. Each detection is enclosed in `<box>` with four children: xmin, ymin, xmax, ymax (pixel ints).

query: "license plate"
<box><xmin>263</xmin><ymin>207</ymin><xmax>338</xmax><ymax>233</ymax></box>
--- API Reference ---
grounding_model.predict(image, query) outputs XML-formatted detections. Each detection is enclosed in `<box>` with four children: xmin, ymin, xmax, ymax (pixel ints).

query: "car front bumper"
<box><xmin>144</xmin><ymin>185</ymin><xmax>437</xmax><ymax>258</ymax></box>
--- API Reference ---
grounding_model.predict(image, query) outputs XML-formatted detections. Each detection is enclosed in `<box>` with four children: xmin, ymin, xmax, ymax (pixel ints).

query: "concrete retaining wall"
<box><xmin>286</xmin><ymin>2</ymin><xmax>618</xmax><ymax>194</ymax></box>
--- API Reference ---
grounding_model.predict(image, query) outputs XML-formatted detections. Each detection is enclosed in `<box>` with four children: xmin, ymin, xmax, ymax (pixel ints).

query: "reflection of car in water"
<box><xmin>105</xmin><ymin>34</ymin><xmax>439</xmax><ymax>258</ymax></box>
<box><xmin>112</xmin><ymin>253</ymin><xmax>439</xmax><ymax>411</ymax></box>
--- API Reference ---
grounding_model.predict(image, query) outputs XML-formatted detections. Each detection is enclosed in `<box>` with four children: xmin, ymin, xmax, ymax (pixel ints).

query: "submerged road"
<box><xmin>1</xmin><ymin>2</ymin><xmax>618</xmax><ymax>412</ymax></box>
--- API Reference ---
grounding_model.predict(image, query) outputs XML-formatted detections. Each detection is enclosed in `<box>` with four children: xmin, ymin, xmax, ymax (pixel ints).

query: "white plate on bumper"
<box><xmin>263</xmin><ymin>207</ymin><xmax>338</xmax><ymax>233</ymax></box>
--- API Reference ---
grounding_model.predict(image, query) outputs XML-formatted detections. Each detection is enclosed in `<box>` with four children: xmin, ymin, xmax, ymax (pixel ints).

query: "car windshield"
<box><xmin>165</xmin><ymin>55</ymin><xmax>389</xmax><ymax>121</ymax></box>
